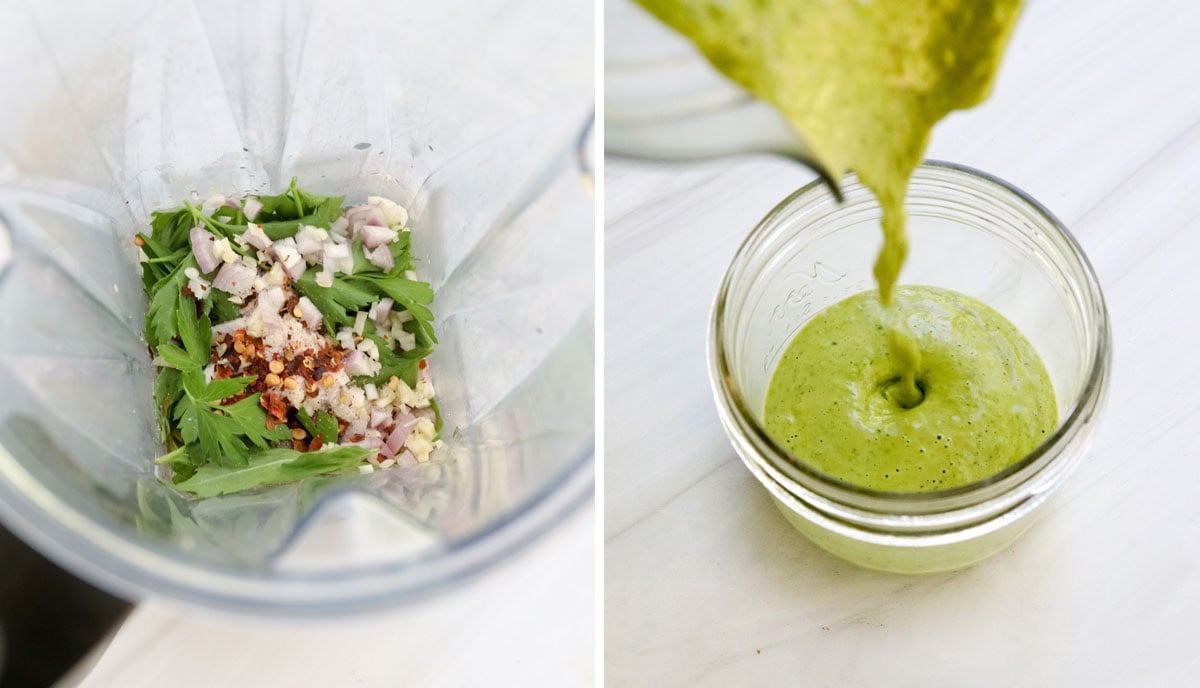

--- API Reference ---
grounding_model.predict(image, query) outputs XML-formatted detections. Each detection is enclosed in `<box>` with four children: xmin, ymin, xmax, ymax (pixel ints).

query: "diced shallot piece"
<box><xmin>395</xmin><ymin>449</ymin><xmax>418</xmax><ymax>467</ymax></box>
<box><xmin>366</xmin><ymin>196</ymin><xmax>408</xmax><ymax>226</ymax></box>
<box><xmin>316</xmin><ymin>265</ymin><xmax>334</xmax><ymax>288</ymax></box>
<box><xmin>269</xmin><ymin>237</ymin><xmax>306</xmax><ymax>280</ymax></box>
<box><xmin>190</xmin><ymin>227</ymin><xmax>220</xmax><ymax>273</ymax></box>
<box><xmin>243</xmin><ymin>197</ymin><xmax>263</xmax><ymax>221</ymax></box>
<box><xmin>374</xmin><ymin>298</ymin><xmax>394</xmax><ymax>325</ymax></box>
<box><xmin>369</xmin><ymin>406</ymin><xmax>391</xmax><ymax>428</ymax></box>
<box><xmin>243</xmin><ymin>223</ymin><xmax>271</xmax><ymax>250</ymax></box>
<box><xmin>343</xmin><ymin>349</ymin><xmax>373</xmax><ymax>376</ymax></box>
<box><xmin>183</xmin><ymin>267</ymin><xmax>211</xmax><ymax>298</ymax></box>
<box><xmin>349</xmin><ymin>436</ymin><xmax>384</xmax><ymax>450</ymax></box>
<box><xmin>394</xmin><ymin>409</ymin><xmax>417</xmax><ymax>430</ymax></box>
<box><xmin>359</xmin><ymin>223</ymin><xmax>398</xmax><ymax>249</ymax></box>
<box><xmin>257</xmin><ymin>286</ymin><xmax>287</xmax><ymax>316</ymax></box>
<box><xmin>345</xmin><ymin>203</ymin><xmax>386</xmax><ymax>232</ymax></box>
<box><xmin>320</xmin><ymin>241</ymin><xmax>354</xmax><ymax>274</ymax></box>
<box><xmin>367</xmin><ymin>245</ymin><xmax>395</xmax><ymax>272</ymax></box>
<box><xmin>385</xmin><ymin>424</ymin><xmax>411</xmax><ymax>455</ymax></box>
<box><xmin>202</xmin><ymin>194</ymin><xmax>226</xmax><ymax>214</ymax></box>
<box><xmin>213</xmin><ymin>260</ymin><xmax>257</xmax><ymax>298</ymax></box>
<box><xmin>295</xmin><ymin>225</ymin><xmax>328</xmax><ymax>263</ymax></box>
<box><xmin>328</xmin><ymin>215</ymin><xmax>351</xmax><ymax>241</ymax></box>
<box><xmin>343</xmin><ymin>418</ymin><xmax>367</xmax><ymax>441</ymax></box>
<box><xmin>295</xmin><ymin>295</ymin><xmax>322</xmax><ymax>330</ymax></box>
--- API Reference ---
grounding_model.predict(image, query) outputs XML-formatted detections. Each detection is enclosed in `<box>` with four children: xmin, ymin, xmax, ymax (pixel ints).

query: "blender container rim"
<box><xmin>709</xmin><ymin>159</ymin><xmax>1112</xmax><ymax>515</ymax></box>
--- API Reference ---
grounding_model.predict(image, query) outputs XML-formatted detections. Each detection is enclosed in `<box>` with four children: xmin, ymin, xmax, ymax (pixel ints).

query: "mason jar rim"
<box><xmin>709</xmin><ymin>160</ymin><xmax>1111</xmax><ymax>517</ymax></box>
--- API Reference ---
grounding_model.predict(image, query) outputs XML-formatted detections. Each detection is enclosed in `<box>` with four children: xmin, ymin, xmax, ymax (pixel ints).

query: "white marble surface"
<box><xmin>78</xmin><ymin>502</ymin><xmax>593</xmax><ymax>687</ymax></box>
<box><xmin>605</xmin><ymin>1</ymin><xmax>1200</xmax><ymax>685</ymax></box>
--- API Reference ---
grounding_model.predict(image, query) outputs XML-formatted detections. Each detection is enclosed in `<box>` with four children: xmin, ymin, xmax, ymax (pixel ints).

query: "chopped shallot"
<box><xmin>367</xmin><ymin>245</ymin><xmax>395</xmax><ymax>272</ymax></box>
<box><xmin>213</xmin><ymin>261</ymin><xmax>257</xmax><ymax>298</ymax></box>
<box><xmin>190</xmin><ymin>227</ymin><xmax>220</xmax><ymax>273</ymax></box>
<box><xmin>269</xmin><ymin>237</ymin><xmax>306</xmax><ymax>280</ymax></box>
<box><xmin>243</xmin><ymin>197</ymin><xmax>263</xmax><ymax>221</ymax></box>
<box><xmin>343</xmin><ymin>349</ymin><xmax>373</xmax><ymax>376</ymax></box>
<box><xmin>296</xmin><ymin>296</ymin><xmax>322</xmax><ymax>330</ymax></box>
<box><xmin>385</xmin><ymin>424</ymin><xmax>411</xmax><ymax>455</ymax></box>
<box><xmin>243</xmin><ymin>223</ymin><xmax>271</xmax><ymax>250</ymax></box>
<box><xmin>360</xmin><ymin>223</ymin><xmax>398</xmax><ymax>249</ymax></box>
<box><xmin>374</xmin><ymin>298</ymin><xmax>394</xmax><ymax>325</ymax></box>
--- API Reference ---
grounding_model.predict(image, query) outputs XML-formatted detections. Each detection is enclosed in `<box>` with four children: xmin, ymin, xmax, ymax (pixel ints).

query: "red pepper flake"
<box><xmin>259</xmin><ymin>390</ymin><xmax>289</xmax><ymax>421</ymax></box>
<box><xmin>419</xmin><ymin>359</ymin><xmax>427</xmax><ymax>370</ymax></box>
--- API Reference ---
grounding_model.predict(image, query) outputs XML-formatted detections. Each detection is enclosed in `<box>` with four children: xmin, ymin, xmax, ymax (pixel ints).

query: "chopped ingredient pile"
<box><xmin>138</xmin><ymin>179</ymin><xmax>442</xmax><ymax>497</ymax></box>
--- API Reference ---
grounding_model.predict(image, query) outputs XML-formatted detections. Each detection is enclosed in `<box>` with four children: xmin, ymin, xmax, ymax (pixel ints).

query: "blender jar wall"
<box><xmin>0</xmin><ymin>0</ymin><xmax>594</xmax><ymax>613</ymax></box>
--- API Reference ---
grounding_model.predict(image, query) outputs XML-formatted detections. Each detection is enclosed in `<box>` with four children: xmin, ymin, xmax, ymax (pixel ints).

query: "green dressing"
<box><xmin>763</xmin><ymin>287</ymin><xmax>1056</xmax><ymax>491</ymax></box>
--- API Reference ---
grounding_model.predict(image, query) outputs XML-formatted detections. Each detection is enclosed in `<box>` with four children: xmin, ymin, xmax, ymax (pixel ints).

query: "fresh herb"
<box><xmin>206</xmin><ymin>288</ymin><xmax>244</xmax><ymax>324</ymax></box>
<box><xmin>293</xmin><ymin>259</ymin><xmax>437</xmax><ymax>348</ymax></box>
<box><xmin>143</xmin><ymin>255</ymin><xmax>196</xmax><ymax>349</ymax></box>
<box><xmin>315</xmin><ymin>411</ymin><xmax>339</xmax><ymax>445</ymax></box>
<box><xmin>173</xmin><ymin>375</ymin><xmax>291</xmax><ymax>467</ymax></box>
<box><xmin>293</xmin><ymin>268</ymin><xmax>378</xmax><ymax>331</ymax></box>
<box><xmin>140</xmin><ymin>180</ymin><xmax>438</xmax><ymax>498</ymax></box>
<box><xmin>172</xmin><ymin>446</ymin><xmax>374</xmax><ymax>498</ymax></box>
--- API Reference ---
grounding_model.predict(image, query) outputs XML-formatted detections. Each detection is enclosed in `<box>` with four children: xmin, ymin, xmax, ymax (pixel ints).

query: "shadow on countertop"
<box><xmin>0</xmin><ymin>523</ymin><xmax>131</xmax><ymax>688</ymax></box>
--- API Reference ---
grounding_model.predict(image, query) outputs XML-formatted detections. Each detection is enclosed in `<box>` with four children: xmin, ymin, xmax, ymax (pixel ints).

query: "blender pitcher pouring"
<box><xmin>604</xmin><ymin>0</ymin><xmax>842</xmax><ymax>197</ymax></box>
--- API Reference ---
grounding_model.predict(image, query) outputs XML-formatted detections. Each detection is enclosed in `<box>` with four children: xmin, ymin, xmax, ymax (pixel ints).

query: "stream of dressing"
<box><xmin>637</xmin><ymin>0</ymin><xmax>1024</xmax><ymax>407</ymax></box>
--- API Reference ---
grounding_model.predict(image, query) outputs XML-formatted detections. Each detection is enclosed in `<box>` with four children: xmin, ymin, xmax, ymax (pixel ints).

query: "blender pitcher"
<box><xmin>605</xmin><ymin>0</ymin><xmax>838</xmax><ymax>193</ymax></box>
<box><xmin>0</xmin><ymin>0</ymin><xmax>594</xmax><ymax>617</ymax></box>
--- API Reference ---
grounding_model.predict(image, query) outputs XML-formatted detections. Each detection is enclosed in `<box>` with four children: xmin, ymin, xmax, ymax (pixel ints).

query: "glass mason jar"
<box><xmin>708</xmin><ymin>161</ymin><xmax>1112</xmax><ymax>574</ymax></box>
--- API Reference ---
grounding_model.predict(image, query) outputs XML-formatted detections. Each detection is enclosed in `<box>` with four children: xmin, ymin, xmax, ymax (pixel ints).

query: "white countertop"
<box><xmin>605</xmin><ymin>1</ymin><xmax>1200</xmax><ymax>685</ymax></box>
<box><xmin>79</xmin><ymin>501</ymin><xmax>594</xmax><ymax>687</ymax></box>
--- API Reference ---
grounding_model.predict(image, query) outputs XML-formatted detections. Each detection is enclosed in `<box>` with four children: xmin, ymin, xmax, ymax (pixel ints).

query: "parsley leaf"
<box><xmin>194</xmin><ymin>376</ymin><xmax>255</xmax><ymax>403</ymax></box>
<box><xmin>149</xmin><ymin>207</ymin><xmax>196</xmax><ymax>251</ymax></box>
<box><xmin>144</xmin><ymin>256</ymin><xmax>196</xmax><ymax>349</ymax></box>
<box><xmin>173</xmin><ymin>446</ymin><xmax>373</xmax><ymax>497</ymax></box>
<box><xmin>315</xmin><ymin>411</ymin><xmax>339</xmax><ymax>444</ymax></box>
<box><xmin>223</xmin><ymin>393</ymin><xmax>292</xmax><ymax>448</ymax></box>
<box><xmin>211</xmin><ymin>203</ymin><xmax>246</xmax><ymax>225</ymax></box>
<box><xmin>155</xmin><ymin>343</ymin><xmax>195</xmax><ymax>371</ymax></box>
<box><xmin>388</xmin><ymin>231</ymin><xmax>415</xmax><ymax>273</ymax></box>
<box><xmin>292</xmin><ymin>268</ymin><xmax>377</xmax><ymax>332</ymax></box>
<box><xmin>250</xmin><ymin>177</ymin><xmax>345</xmax><ymax>224</ymax></box>
<box><xmin>137</xmin><ymin>232</ymin><xmax>188</xmax><ymax>290</ymax></box>
<box><xmin>206</xmin><ymin>288</ymin><xmax>244</xmax><ymax>324</ymax></box>
<box><xmin>153</xmin><ymin>367</ymin><xmax>183</xmax><ymax>444</ymax></box>
<box><xmin>174</xmin><ymin>393</ymin><xmax>246</xmax><ymax>466</ymax></box>
<box><xmin>174</xmin><ymin>371</ymin><xmax>288</xmax><ymax>467</ymax></box>
<box><xmin>175</xmin><ymin>304</ymin><xmax>212</xmax><ymax>368</ymax></box>
<box><xmin>295</xmin><ymin>409</ymin><xmax>319</xmax><ymax>437</ymax></box>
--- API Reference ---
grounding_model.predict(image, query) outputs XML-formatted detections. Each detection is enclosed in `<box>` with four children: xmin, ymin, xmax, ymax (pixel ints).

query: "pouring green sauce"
<box><xmin>640</xmin><ymin>0</ymin><xmax>1057</xmax><ymax>490</ymax></box>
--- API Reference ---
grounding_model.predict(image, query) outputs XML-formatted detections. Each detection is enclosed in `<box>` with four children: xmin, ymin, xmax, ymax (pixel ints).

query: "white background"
<box><xmin>79</xmin><ymin>503</ymin><xmax>593</xmax><ymax>687</ymax></box>
<box><xmin>606</xmin><ymin>1</ymin><xmax>1200</xmax><ymax>685</ymax></box>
